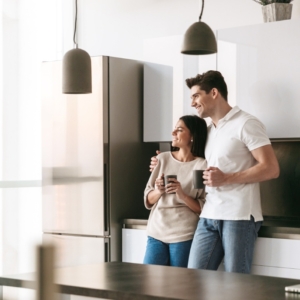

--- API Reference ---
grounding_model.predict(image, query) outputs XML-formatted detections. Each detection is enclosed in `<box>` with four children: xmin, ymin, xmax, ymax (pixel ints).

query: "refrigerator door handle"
<box><xmin>104</xmin><ymin>163</ymin><xmax>110</xmax><ymax>236</ymax></box>
<box><xmin>105</xmin><ymin>237</ymin><xmax>110</xmax><ymax>262</ymax></box>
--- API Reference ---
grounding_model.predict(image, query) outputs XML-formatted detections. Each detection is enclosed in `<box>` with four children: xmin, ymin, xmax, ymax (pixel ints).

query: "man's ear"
<box><xmin>211</xmin><ymin>88</ymin><xmax>219</xmax><ymax>99</ymax></box>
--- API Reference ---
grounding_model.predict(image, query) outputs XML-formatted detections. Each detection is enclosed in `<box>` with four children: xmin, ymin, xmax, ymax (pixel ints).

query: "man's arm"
<box><xmin>204</xmin><ymin>144</ymin><xmax>280</xmax><ymax>187</ymax></box>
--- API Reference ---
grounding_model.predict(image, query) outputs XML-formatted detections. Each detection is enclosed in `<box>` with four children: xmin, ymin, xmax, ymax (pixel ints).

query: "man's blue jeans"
<box><xmin>187</xmin><ymin>216</ymin><xmax>262</xmax><ymax>273</ymax></box>
<box><xmin>143</xmin><ymin>236</ymin><xmax>192</xmax><ymax>267</ymax></box>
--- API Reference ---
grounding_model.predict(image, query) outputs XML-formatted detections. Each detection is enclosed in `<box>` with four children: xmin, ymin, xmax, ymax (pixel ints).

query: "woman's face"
<box><xmin>171</xmin><ymin>119</ymin><xmax>192</xmax><ymax>149</ymax></box>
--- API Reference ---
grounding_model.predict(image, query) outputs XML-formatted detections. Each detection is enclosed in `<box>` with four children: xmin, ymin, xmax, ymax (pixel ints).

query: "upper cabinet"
<box><xmin>217</xmin><ymin>19</ymin><xmax>300</xmax><ymax>139</ymax></box>
<box><xmin>143</xmin><ymin>62</ymin><xmax>173</xmax><ymax>142</ymax></box>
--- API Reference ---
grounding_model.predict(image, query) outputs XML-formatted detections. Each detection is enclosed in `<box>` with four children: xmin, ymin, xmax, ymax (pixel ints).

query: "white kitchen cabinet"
<box><xmin>122</xmin><ymin>228</ymin><xmax>147</xmax><ymax>263</ymax></box>
<box><xmin>251</xmin><ymin>237</ymin><xmax>300</xmax><ymax>279</ymax></box>
<box><xmin>143</xmin><ymin>62</ymin><xmax>173</xmax><ymax>142</ymax></box>
<box><xmin>122</xmin><ymin>227</ymin><xmax>300</xmax><ymax>280</ymax></box>
<box><xmin>217</xmin><ymin>19</ymin><xmax>300</xmax><ymax>138</ymax></box>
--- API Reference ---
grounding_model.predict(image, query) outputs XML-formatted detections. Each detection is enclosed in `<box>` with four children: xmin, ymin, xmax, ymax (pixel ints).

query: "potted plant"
<box><xmin>253</xmin><ymin>0</ymin><xmax>293</xmax><ymax>22</ymax></box>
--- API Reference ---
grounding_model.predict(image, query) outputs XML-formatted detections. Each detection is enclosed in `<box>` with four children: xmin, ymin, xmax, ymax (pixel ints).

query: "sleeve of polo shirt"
<box><xmin>241</xmin><ymin>117</ymin><xmax>271</xmax><ymax>152</ymax></box>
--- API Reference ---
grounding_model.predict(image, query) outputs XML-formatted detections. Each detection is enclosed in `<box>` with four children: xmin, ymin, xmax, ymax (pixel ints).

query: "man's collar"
<box><xmin>221</xmin><ymin>106</ymin><xmax>240</xmax><ymax>122</ymax></box>
<box><xmin>207</xmin><ymin>106</ymin><xmax>240</xmax><ymax>128</ymax></box>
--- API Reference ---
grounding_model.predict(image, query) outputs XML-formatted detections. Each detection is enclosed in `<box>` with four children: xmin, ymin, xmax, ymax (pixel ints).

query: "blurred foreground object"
<box><xmin>36</xmin><ymin>244</ymin><xmax>57</xmax><ymax>300</ymax></box>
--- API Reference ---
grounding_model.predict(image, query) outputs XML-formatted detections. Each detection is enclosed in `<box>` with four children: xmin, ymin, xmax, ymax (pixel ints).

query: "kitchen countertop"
<box><xmin>259</xmin><ymin>216</ymin><xmax>300</xmax><ymax>240</ymax></box>
<box><xmin>123</xmin><ymin>218</ymin><xmax>148</xmax><ymax>229</ymax></box>
<box><xmin>1</xmin><ymin>262</ymin><xmax>300</xmax><ymax>300</ymax></box>
<box><xmin>124</xmin><ymin>216</ymin><xmax>300</xmax><ymax>240</ymax></box>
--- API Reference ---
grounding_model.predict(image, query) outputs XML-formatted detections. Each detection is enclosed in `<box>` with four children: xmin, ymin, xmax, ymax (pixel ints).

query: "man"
<box><xmin>150</xmin><ymin>70</ymin><xmax>279</xmax><ymax>274</ymax></box>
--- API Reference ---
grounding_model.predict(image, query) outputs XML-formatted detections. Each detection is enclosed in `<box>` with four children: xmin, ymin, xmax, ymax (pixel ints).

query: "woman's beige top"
<box><xmin>144</xmin><ymin>152</ymin><xmax>207</xmax><ymax>243</ymax></box>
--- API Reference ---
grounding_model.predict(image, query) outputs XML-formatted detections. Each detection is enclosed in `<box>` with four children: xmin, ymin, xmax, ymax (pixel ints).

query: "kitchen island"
<box><xmin>1</xmin><ymin>262</ymin><xmax>300</xmax><ymax>299</ymax></box>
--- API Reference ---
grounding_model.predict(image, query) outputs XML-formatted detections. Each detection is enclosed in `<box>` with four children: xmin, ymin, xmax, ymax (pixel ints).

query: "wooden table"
<box><xmin>1</xmin><ymin>262</ymin><xmax>300</xmax><ymax>299</ymax></box>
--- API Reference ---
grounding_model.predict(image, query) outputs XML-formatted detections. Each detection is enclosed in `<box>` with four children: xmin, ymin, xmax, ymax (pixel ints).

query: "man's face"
<box><xmin>190</xmin><ymin>85</ymin><xmax>214</xmax><ymax>119</ymax></box>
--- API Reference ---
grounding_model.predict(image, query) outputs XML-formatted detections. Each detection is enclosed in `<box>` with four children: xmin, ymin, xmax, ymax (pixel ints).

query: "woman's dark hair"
<box><xmin>172</xmin><ymin>115</ymin><xmax>207</xmax><ymax>158</ymax></box>
<box><xmin>185</xmin><ymin>70</ymin><xmax>228</xmax><ymax>101</ymax></box>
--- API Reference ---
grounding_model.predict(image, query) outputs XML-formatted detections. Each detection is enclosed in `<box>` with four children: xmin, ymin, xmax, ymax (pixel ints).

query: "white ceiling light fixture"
<box><xmin>62</xmin><ymin>0</ymin><xmax>92</xmax><ymax>94</ymax></box>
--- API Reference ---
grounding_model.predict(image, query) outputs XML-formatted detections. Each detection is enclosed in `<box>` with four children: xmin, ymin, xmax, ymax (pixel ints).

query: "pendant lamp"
<box><xmin>181</xmin><ymin>0</ymin><xmax>217</xmax><ymax>55</ymax></box>
<box><xmin>62</xmin><ymin>0</ymin><xmax>92</xmax><ymax>94</ymax></box>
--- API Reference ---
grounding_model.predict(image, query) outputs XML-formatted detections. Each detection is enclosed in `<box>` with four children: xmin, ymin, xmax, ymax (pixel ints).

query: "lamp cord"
<box><xmin>199</xmin><ymin>0</ymin><xmax>204</xmax><ymax>21</ymax></box>
<box><xmin>73</xmin><ymin>0</ymin><xmax>78</xmax><ymax>48</ymax></box>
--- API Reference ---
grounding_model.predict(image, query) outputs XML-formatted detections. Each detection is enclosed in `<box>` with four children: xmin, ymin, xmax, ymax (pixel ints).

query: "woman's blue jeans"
<box><xmin>187</xmin><ymin>216</ymin><xmax>262</xmax><ymax>273</ymax></box>
<box><xmin>143</xmin><ymin>236</ymin><xmax>192</xmax><ymax>267</ymax></box>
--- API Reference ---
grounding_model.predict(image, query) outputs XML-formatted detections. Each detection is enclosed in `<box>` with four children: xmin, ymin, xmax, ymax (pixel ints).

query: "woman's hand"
<box><xmin>155</xmin><ymin>174</ymin><xmax>165</xmax><ymax>195</ymax></box>
<box><xmin>166</xmin><ymin>178</ymin><xmax>201</xmax><ymax>214</ymax></box>
<box><xmin>165</xmin><ymin>178</ymin><xmax>184</xmax><ymax>198</ymax></box>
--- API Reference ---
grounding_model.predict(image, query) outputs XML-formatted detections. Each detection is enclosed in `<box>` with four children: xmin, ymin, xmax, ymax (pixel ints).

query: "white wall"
<box><xmin>206</xmin><ymin>0</ymin><xmax>300</xmax><ymax>30</ymax></box>
<box><xmin>76</xmin><ymin>0</ymin><xmax>200</xmax><ymax>59</ymax></box>
<box><xmin>75</xmin><ymin>0</ymin><xmax>300</xmax><ymax>60</ymax></box>
<box><xmin>73</xmin><ymin>0</ymin><xmax>300</xmax><ymax>125</ymax></box>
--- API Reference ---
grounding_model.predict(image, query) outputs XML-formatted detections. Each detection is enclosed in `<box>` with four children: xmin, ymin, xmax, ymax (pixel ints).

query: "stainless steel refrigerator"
<box><xmin>41</xmin><ymin>56</ymin><xmax>157</xmax><ymax>268</ymax></box>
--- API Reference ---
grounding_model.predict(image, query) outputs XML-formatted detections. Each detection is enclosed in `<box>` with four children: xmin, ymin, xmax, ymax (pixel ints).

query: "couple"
<box><xmin>143</xmin><ymin>70</ymin><xmax>280</xmax><ymax>274</ymax></box>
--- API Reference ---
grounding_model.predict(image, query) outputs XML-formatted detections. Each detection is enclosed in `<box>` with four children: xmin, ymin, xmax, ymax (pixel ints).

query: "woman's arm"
<box><xmin>144</xmin><ymin>154</ymin><xmax>165</xmax><ymax>208</ymax></box>
<box><xmin>179</xmin><ymin>194</ymin><xmax>201</xmax><ymax>214</ymax></box>
<box><xmin>146</xmin><ymin>174</ymin><xmax>165</xmax><ymax>207</ymax></box>
<box><xmin>146</xmin><ymin>190</ymin><xmax>162</xmax><ymax>207</ymax></box>
<box><xmin>165</xmin><ymin>178</ymin><xmax>201</xmax><ymax>214</ymax></box>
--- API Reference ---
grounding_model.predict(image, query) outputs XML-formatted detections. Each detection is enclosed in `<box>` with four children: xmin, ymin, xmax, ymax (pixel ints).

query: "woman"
<box><xmin>143</xmin><ymin>115</ymin><xmax>207</xmax><ymax>267</ymax></box>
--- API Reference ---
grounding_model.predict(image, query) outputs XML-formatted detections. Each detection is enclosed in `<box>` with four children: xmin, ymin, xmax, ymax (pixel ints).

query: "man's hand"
<box><xmin>149</xmin><ymin>150</ymin><xmax>161</xmax><ymax>172</ymax></box>
<box><xmin>204</xmin><ymin>167</ymin><xmax>228</xmax><ymax>187</ymax></box>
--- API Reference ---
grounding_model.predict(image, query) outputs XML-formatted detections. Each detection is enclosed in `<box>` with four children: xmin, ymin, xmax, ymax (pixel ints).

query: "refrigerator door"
<box><xmin>41</xmin><ymin>57</ymin><xmax>108</xmax><ymax>236</ymax></box>
<box><xmin>43</xmin><ymin>234</ymin><xmax>109</xmax><ymax>267</ymax></box>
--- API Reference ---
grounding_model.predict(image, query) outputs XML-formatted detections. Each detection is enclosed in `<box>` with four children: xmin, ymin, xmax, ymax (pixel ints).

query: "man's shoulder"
<box><xmin>236</xmin><ymin>108</ymin><xmax>254</xmax><ymax>119</ymax></box>
<box><xmin>235</xmin><ymin>108</ymin><xmax>262</xmax><ymax>124</ymax></box>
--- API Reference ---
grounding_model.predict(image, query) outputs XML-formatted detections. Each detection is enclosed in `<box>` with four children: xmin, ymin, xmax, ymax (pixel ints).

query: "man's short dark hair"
<box><xmin>185</xmin><ymin>70</ymin><xmax>228</xmax><ymax>101</ymax></box>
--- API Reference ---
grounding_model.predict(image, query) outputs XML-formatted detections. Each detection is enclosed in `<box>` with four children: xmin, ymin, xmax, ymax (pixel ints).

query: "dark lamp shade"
<box><xmin>181</xmin><ymin>21</ymin><xmax>217</xmax><ymax>55</ymax></box>
<box><xmin>62</xmin><ymin>48</ymin><xmax>92</xmax><ymax>94</ymax></box>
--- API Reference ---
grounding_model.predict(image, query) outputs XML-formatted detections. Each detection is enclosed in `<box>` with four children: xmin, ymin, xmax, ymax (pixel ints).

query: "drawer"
<box><xmin>252</xmin><ymin>238</ymin><xmax>300</xmax><ymax>270</ymax></box>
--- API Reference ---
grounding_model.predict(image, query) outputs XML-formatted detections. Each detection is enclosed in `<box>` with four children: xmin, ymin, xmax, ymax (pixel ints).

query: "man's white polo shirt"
<box><xmin>201</xmin><ymin>106</ymin><xmax>270</xmax><ymax>222</ymax></box>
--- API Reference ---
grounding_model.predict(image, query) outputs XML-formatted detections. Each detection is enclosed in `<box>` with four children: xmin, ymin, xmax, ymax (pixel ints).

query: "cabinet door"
<box><xmin>122</xmin><ymin>228</ymin><xmax>147</xmax><ymax>263</ymax></box>
<box><xmin>144</xmin><ymin>63</ymin><xmax>173</xmax><ymax>142</ymax></box>
<box><xmin>251</xmin><ymin>237</ymin><xmax>300</xmax><ymax>279</ymax></box>
<box><xmin>217</xmin><ymin>19</ymin><xmax>300</xmax><ymax>138</ymax></box>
